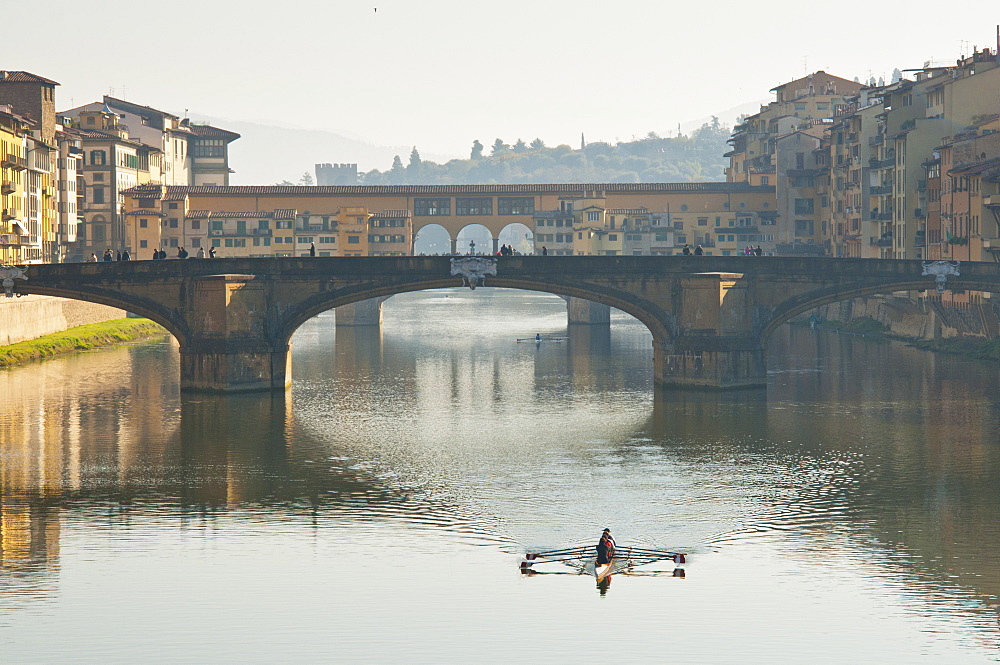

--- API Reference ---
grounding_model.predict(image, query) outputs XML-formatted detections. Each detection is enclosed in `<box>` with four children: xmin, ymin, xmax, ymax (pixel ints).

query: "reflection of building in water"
<box><xmin>0</xmin><ymin>497</ymin><xmax>60</xmax><ymax>578</ymax></box>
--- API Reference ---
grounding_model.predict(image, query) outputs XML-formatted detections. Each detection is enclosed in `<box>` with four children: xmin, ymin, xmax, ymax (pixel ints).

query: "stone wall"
<box><xmin>0</xmin><ymin>296</ymin><xmax>126</xmax><ymax>346</ymax></box>
<box><xmin>812</xmin><ymin>295</ymin><xmax>1000</xmax><ymax>340</ymax></box>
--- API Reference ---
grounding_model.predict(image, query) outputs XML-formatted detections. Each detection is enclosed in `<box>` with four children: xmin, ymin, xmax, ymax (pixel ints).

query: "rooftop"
<box><xmin>0</xmin><ymin>71</ymin><xmax>59</xmax><ymax>85</ymax></box>
<box><xmin>122</xmin><ymin>182</ymin><xmax>775</xmax><ymax>197</ymax></box>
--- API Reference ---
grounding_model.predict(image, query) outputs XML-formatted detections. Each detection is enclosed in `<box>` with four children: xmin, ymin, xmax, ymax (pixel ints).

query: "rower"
<box><xmin>602</xmin><ymin>528</ymin><xmax>616</xmax><ymax>548</ymax></box>
<box><xmin>596</xmin><ymin>530</ymin><xmax>614</xmax><ymax>565</ymax></box>
<box><xmin>535</xmin><ymin>333</ymin><xmax>541</xmax><ymax>342</ymax></box>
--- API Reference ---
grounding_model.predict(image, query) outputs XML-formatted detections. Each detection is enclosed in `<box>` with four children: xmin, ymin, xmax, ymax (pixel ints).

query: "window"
<box><xmin>193</xmin><ymin>139</ymin><xmax>226</xmax><ymax>158</ymax></box>
<box><xmin>212</xmin><ymin>239</ymin><xmax>221</xmax><ymax>247</ymax></box>
<box><xmin>455</xmin><ymin>198</ymin><xmax>492</xmax><ymax>215</ymax></box>
<box><xmin>191</xmin><ymin>220</ymin><xmax>201</xmax><ymax>230</ymax></box>
<box><xmin>298</xmin><ymin>237</ymin><xmax>313</xmax><ymax>244</ymax></box>
<box><xmin>169</xmin><ymin>218</ymin><xmax>179</xmax><ymax>228</ymax></box>
<box><xmin>655</xmin><ymin>233</ymin><xmax>668</xmax><ymax>242</ymax></box>
<box><xmin>191</xmin><ymin>238</ymin><xmax>201</xmax><ymax>247</ymax></box>
<box><xmin>91</xmin><ymin>150</ymin><xmax>106</xmax><ymax>165</ymax></box>
<box><xmin>92</xmin><ymin>187</ymin><xmax>105</xmax><ymax>204</ymax></box>
<box><xmin>498</xmin><ymin>197</ymin><xmax>533</xmax><ymax>215</ymax></box>
<box><xmin>348</xmin><ymin>236</ymin><xmax>360</xmax><ymax>244</ymax></box>
<box><xmin>697</xmin><ymin>217</ymin><xmax>708</xmax><ymax>226</ymax></box>
<box><xmin>680</xmin><ymin>204</ymin><xmax>688</xmax><ymax>212</ymax></box>
<box><xmin>139</xmin><ymin>240</ymin><xmax>147</xmax><ymax>248</ymax></box>
<box><xmin>608</xmin><ymin>234</ymin><xmax>617</xmax><ymax>241</ymax></box>
<box><xmin>795</xmin><ymin>219</ymin><xmax>814</xmax><ymax>236</ymax></box>
<box><xmin>93</xmin><ymin>173</ymin><xmax>104</xmax><ymax>182</ymax></box>
<box><xmin>169</xmin><ymin>202</ymin><xmax>179</xmax><ymax>209</ymax></box>
<box><xmin>139</xmin><ymin>219</ymin><xmax>148</xmax><ymax>228</ymax></box>
<box><xmin>211</xmin><ymin>221</ymin><xmax>223</xmax><ymax>231</ymax></box>
<box><xmin>138</xmin><ymin>199</ymin><xmax>156</xmax><ymax>208</ymax></box>
<box><xmin>414</xmin><ymin>198</ymin><xmax>450</xmax><ymax>216</ymax></box>
<box><xmin>794</xmin><ymin>198</ymin><xmax>815</xmax><ymax>215</ymax></box>
<box><xmin>586</xmin><ymin>211</ymin><xmax>601</xmax><ymax>222</ymax></box>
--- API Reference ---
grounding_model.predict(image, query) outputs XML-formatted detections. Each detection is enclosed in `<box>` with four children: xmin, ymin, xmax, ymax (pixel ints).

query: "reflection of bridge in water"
<box><xmin>6</xmin><ymin>255</ymin><xmax>988</xmax><ymax>391</ymax></box>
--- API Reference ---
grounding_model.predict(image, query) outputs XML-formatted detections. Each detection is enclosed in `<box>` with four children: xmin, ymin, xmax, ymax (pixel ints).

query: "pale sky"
<box><xmin>7</xmin><ymin>1</ymin><xmax>999</xmax><ymax>173</ymax></box>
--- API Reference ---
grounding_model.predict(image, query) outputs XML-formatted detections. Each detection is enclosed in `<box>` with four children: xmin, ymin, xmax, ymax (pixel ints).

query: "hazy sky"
<box><xmin>7</xmin><ymin>1</ymin><xmax>998</xmax><ymax>168</ymax></box>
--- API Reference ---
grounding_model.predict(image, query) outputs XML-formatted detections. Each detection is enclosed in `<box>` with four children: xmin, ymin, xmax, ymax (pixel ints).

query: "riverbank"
<box><xmin>813</xmin><ymin>315</ymin><xmax>1000</xmax><ymax>362</ymax></box>
<box><xmin>0</xmin><ymin>318</ymin><xmax>169</xmax><ymax>368</ymax></box>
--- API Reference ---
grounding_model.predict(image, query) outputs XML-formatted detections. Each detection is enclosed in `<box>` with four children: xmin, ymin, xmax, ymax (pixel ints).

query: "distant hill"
<box><xmin>199</xmin><ymin>114</ymin><xmax>742</xmax><ymax>186</ymax></box>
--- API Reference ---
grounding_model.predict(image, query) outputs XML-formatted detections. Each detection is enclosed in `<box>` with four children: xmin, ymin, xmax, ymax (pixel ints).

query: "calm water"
<box><xmin>1</xmin><ymin>288</ymin><xmax>999</xmax><ymax>664</ymax></box>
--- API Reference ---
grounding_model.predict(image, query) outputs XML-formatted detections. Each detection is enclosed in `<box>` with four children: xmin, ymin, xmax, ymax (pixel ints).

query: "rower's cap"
<box><xmin>602</xmin><ymin>528</ymin><xmax>611</xmax><ymax>533</ymax></box>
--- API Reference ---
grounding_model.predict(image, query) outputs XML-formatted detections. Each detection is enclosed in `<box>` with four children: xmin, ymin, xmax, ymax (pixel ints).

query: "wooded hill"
<box><xmin>355</xmin><ymin>118</ymin><xmax>730</xmax><ymax>185</ymax></box>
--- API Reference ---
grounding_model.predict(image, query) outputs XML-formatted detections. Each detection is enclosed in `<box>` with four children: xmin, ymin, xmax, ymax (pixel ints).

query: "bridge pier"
<box><xmin>564</xmin><ymin>296</ymin><xmax>611</xmax><ymax>325</ymax></box>
<box><xmin>180</xmin><ymin>341</ymin><xmax>291</xmax><ymax>392</ymax></box>
<box><xmin>336</xmin><ymin>296</ymin><xmax>389</xmax><ymax>326</ymax></box>
<box><xmin>180</xmin><ymin>274</ymin><xmax>291</xmax><ymax>392</ymax></box>
<box><xmin>653</xmin><ymin>337</ymin><xmax>766</xmax><ymax>390</ymax></box>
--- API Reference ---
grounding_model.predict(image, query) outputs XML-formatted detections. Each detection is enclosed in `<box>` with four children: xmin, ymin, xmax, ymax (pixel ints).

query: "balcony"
<box><xmin>2</xmin><ymin>208</ymin><xmax>20</xmax><ymax>221</ymax></box>
<box><xmin>1</xmin><ymin>181</ymin><xmax>14</xmax><ymax>194</ymax></box>
<box><xmin>984</xmin><ymin>195</ymin><xmax>1000</xmax><ymax>207</ymax></box>
<box><xmin>914</xmin><ymin>208</ymin><xmax>925</xmax><ymax>219</ymax></box>
<box><xmin>870</xmin><ymin>185</ymin><xmax>892</xmax><ymax>195</ymax></box>
<box><xmin>869</xmin><ymin>158</ymin><xmax>895</xmax><ymax>170</ymax></box>
<box><xmin>869</xmin><ymin>135</ymin><xmax>885</xmax><ymax>147</ymax></box>
<box><xmin>2</xmin><ymin>154</ymin><xmax>28</xmax><ymax>170</ymax></box>
<box><xmin>871</xmin><ymin>237</ymin><xmax>893</xmax><ymax>247</ymax></box>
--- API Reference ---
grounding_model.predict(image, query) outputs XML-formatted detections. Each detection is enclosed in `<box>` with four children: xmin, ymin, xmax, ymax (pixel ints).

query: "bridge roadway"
<box><xmin>8</xmin><ymin>256</ymin><xmax>994</xmax><ymax>392</ymax></box>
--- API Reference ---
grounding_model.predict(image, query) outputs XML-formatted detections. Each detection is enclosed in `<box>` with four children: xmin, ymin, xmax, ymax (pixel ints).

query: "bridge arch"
<box><xmin>758</xmin><ymin>278</ymin><xmax>997</xmax><ymax>344</ymax></box>
<box><xmin>17</xmin><ymin>284</ymin><xmax>189</xmax><ymax>345</ymax></box>
<box><xmin>413</xmin><ymin>223</ymin><xmax>451</xmax><ymax>255</ymax></box>
<box><xmin>279</xmin><ymin>278</ymin><xmax>675</xmax><ymax>352</ymax></box>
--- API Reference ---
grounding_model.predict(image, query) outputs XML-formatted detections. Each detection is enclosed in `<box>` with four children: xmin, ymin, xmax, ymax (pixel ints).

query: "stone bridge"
<box><xmin>2</xmin><ymin>256</ymin><xmax>987</xmax><ymax>392</ymax></box>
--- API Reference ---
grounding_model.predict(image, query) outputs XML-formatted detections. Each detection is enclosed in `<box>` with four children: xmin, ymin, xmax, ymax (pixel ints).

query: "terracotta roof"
<box><xmin>273</xmin><ymin>209</ymin><xmax>297</xmax><ymax>220</ymax></box>
<box><xmin>373</xmin><ymin>209</ymin><xmax>412</xmax><ymax>218</ymax></box>
<box><xmin>0</xmin><ymin>104</ymin><xmax>33</xmax><ymax>126</ymax></box>
<box><xmin>0</xmin><ymin>71</ymin><xmax>59</xmax><ymax>85</ymax></box>
<box><xmin>187</xmin><ymin>123</ymin><xmax>241</xmax><ymax>140</ymax></box>
<box><xmin>186</xmin><ymin>210</ymin><xmax>276</xmax><ymax>219</ymax></box>
<box><xmin>122</xmin><ymin>182</ymin><xmax>774</xmax><ymax>197</ymax></box>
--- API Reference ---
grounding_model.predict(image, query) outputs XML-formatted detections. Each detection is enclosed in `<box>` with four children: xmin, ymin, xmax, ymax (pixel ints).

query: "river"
<box><xmin>1</xmin><ymin>288</ymin><xmax>998</xmax><ymax>663</ymax></box>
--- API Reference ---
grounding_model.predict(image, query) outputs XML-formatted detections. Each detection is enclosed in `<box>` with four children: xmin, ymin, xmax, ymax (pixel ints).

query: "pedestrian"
<box><xmin>178</xmin><ymin>246</ymin><xmax>188</xmax><ymax>259</ymax></box>
<box><xmin>682</xmin><ymin>244</ymin><xmax>691</xmax><ymax>255</ymax></box>
<box><xmin>209</xmin><ymin>246</ymin><xmax>217</xmax><ymax>258</ymax></box>
<box><xmin>116</xmin><ymin>250</ymin><xmax>122</xmax><ymax>261</ymax></box>
<box><xmin>197</xmin><ymin>246</ymin><xmax>206</xmax><ymax>259</ymax></box>
<box><xmin>542</xmin><ymin>246</ymin><xmax>548</xmax><ymax>256</ymax></box>
<box><xmin>755</xmin><ymin>245</ymin><xmax>763</xmax><ymax>256</ymax></box>
<box><xmin>309</xmin><ymin>242</ymin><xmax>316</xmax><ymax>257</ymax></box>
<box><xmin>694</xmin><ymin>245</ymin><xmax>704</xmax><ymax>255</ymax></box>
<box><xmin>88</xmin><ymin>252</ymin><xmax>98</xmax><ymax>262</ymax></box>
<box><xmin>122</xmin><ymin>249</ymin><xmax>131</xmax><ymax>261</ymax></box>
<box><xmin>103</xmin><ymin>248</ymin><xmax>113</xmax><ymax>262</ymax></box>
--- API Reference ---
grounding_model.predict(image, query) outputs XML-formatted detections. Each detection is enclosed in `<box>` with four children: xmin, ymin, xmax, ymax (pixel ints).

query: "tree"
<box><xmin>491</xmin><ymin>138</ymin><xmax>510</xmax><ymax>157</ymax></box>
<box><xmin>470</xmin><ymin>139</ymin><xmax>484</xmax><ymax>160</ymax></box>
<box><xmin>530</xmin><ymin>138</ymin><xmax>546</xmax><ymax>150</ymax></box>
<box><xmin>388</xmin><ymin>155</ymin><xmax>405</xmax><ymax>184</ymax></box>
<box><xmin>299</xmin><ymin>172</ymin><xmax>314</xmax><ymax>186</ymax></box>
<box><xmin>891</xmin><ymin>68</ymin><xmax>903</xmax><ymax>84</ymax></box>
<box><xmin>407</xmin><ymin>146</ymin><xmax>423</xmax><ymax>182</ymax></box>
<box><xmin>513</xmin><ymin>138</ymin><xmax>528</xmax><ymax>153</ymax></box>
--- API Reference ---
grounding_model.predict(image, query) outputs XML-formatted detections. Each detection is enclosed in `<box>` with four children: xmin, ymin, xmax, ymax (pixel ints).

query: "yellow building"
<box><xmin>0</xmin><ymin>104</ymin><xmax>31</xmax><ymax>264</ymax></box>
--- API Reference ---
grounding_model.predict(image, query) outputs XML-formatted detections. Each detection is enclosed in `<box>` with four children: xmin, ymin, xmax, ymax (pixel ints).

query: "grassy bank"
<box><xmin>815</xmin><ymin>315</ymin><xmax>1000</xmax><ymax>362</ymax></box>
<box><xmin>817</xmin><ymin>316</ymin><xmax>891</xmax><ymax>336</ymax></box>
<box><xmin>907</xmin><ymin>336</ymin><xmax>1000</xmax><ymax>362</ymax></box>
<box><xmin>0</xmin><ymin>318</ymin><xmax>169</xmax><ymax>368</ymax></box>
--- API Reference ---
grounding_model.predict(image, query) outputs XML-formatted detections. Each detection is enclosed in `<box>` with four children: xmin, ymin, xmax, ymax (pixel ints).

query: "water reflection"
<box><xmin>1</xmin><ymin>291</ymin><xmax>999</xmax><ymax>661</ymax></box>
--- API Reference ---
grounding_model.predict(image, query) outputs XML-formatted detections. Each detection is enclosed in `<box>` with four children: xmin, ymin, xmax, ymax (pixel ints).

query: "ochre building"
<box><xmin>121</xmin><ymin>182</ymin><xmax>777</xmax><ymax>258</ymax></box>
